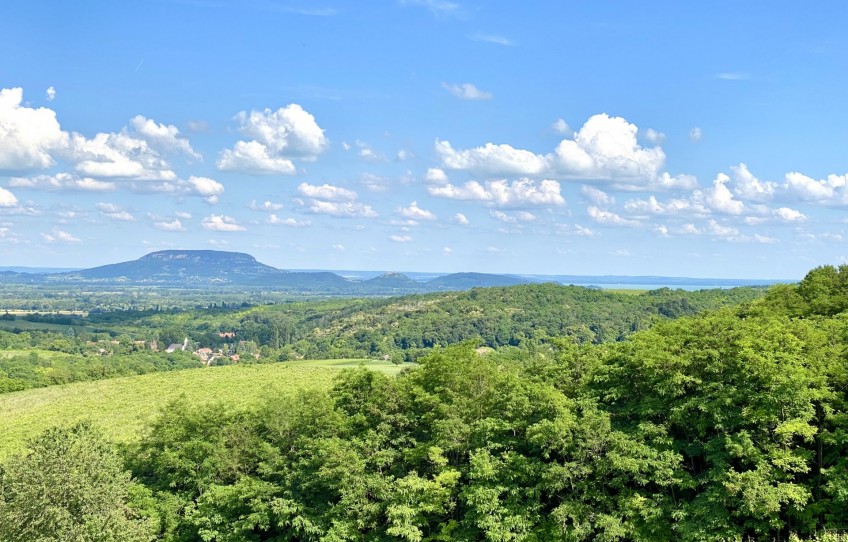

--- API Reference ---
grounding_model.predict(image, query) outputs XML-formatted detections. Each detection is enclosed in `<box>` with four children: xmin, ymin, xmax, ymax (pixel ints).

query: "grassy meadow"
<box><xmin>0</xmin><ymin>359</ymin><xmax>405</xmax><ymax>459</ymax></box>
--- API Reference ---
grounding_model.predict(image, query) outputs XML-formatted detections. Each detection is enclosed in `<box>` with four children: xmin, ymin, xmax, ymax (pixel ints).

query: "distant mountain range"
<box><xmin>0</xmin><ymin>250</ymin><xmax>535</xmax><ymax>293</ymax></box>
<box><xmin>0</xmin><ymin>250</ymin><xmax>789</xmax><ymax>292</ymax></box>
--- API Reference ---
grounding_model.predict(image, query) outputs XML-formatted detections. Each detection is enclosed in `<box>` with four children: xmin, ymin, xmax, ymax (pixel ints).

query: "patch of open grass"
<box><xmin>0</xmin><ymin>360</ymin><xmax>402</xmax><ymax>460</ymax></box>
<box><xmin>283</xmin><ymin>358</ymin><xmax>409</xmax><ymax>374</ymax></box>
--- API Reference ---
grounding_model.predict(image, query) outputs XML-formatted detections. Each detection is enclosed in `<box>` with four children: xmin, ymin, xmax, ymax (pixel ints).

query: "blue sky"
<box><xmin>1</xmin><ymin>0</ymin><xmax>847</xmax><ymax>278</ymax></box>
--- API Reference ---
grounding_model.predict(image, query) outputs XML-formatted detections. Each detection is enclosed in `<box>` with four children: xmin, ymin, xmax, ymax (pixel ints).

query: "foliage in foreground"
<box><xmin>0</xmin><ymin>422</ymin><xmax>154</xmax><ymax>542</ymax></box>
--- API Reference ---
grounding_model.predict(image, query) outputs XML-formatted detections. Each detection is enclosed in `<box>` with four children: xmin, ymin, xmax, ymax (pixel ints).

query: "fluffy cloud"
<box><xmin>0</xmin><ymin>87</ymin><xmax>69</xmax><ymax>171</ymax></box>
<box><xmin>436</xmin><ymin>114</ymin><xmax>686</xmax><ymax>190</ymax></box>
<box><xmin>552</xmin><ymin>118</ymin><xmax>571</xmax><ymax>135</ymax></box>
<box><xmin>442</xmin><ymin>82</ymin><xmax>493</xmax><ymax>100</ymax></box>
<box><xmin>774</xmin><ymin>207</ymin><xmax>806</xmax><ymax>222</ymax></box>
<box><xmin>153</xmin><ymin>219</ymin><xmax>185</xmax><ymax>232</ymax></box>
<box><xmin>428</xmin><ymin>178</ymin><xmax>565</xmax><ymax>208</ymax></box>
<box><xmin>306</xmin><ymin>200</ymin><xmax>377</xmax><ymax>218</ymax></box>
<box><xmin>64</xmin><ymin>114</ymin><xmax>201</xmax><ymax>182</ymax></box>
<box><xmin>10</xmin><ymin>173</ymin><xmax>116</xmax><ymax>192</ymax></box>
<box><xmin>216</xmin><ymin>140</ymin><xmax>296</xmax><ymax>174</ymax></box>
<box><xmin>41</xmin><ymin>228</ymin><xmax>80</xmax><ymax>243</ymax></box>
<box><xmin>298</xmin><ymin>183</ymin><xmax>377</xmax><ymax>218</ymax></box>
<box><xmin>644</xmin><ymin>128</ymin><xmax>666</xmax><ymax>144</ymax></box>
<box><xmin>580</xmin><ymin>185</ymin><xmax>615</xmax><ymax>206</ymax></box>
<box><xmin>689</xmin><ymin>127</ymin><xmax>703</xmax><ymax>142</ymax></box>
<box><xmin>553</xmin><ymin>114</ymin><xmax>665</xmax><ymax>180</ymax></box>
<box><xmin>706</xmin><ymin>219</ymin><xmax>738</xmax><ymax>237</ymax></box>
<box><xmin>129</xmin><ymin>115</ymin><xmax>200</xmax><ymax>159</ymax></box>
<box><xmin>268</xmin><ymin>215</ymin><xmax>310</xmax><ymax>227</ymax></box>
<box><xmin>389</xmin><ymin>235</ymin><xmax>413</xmax><ymax>242</ymax></box>
<box><xmin>783</xmin><ymin>171</ymin><xmax>847</xmax><ymax>202</ymax></box>
<box><xmin>187</xmin><ymin>176</ymin><xmax>224</xmax><ymax>203</ymax></box>
<box><xmin>424</xmin><ymin>167</ymin><xmax>449</xmax><ymax>184</ymax></box>
<box><xmin>587</xmin><ymin>206</ymin><xmax>640</xmax><ymax>227</ymax></box>
<box><xmin>453</xmin><ymin>213</ymin><xmax>470</xmax><ymax>225</ymax></box>
<box><xmin>398</xmin><ymin>201</ymin><xmax>437</xmax><ymax>221</ymax></box>
<box><xmin>436</xmin><ymin>140</ymin><xmax>548</xmax><ymax>177</ymax></box>
<box><xmin>68</xmin><ymin>131</ymin><xmax>177</xmax><ymax>181</ymax></box>
<box><xmin>753</xmin><ymin>233</ymin><xmax>779</xmax><ymax>244</ymax></box>
<box><xmin>96</xmin><ymin>202</ymin><xmax>136</xmax><ymax>222</ymax></box>
<box><xmin>46</xmin><ymin>86</ymin><xmax>56</xmax><ymax>101</ymax></box>
<box><xmin>0</xmin><ymin>187</ymin><xmax>19</xmax><ymax>207</ymax></box>
<box><xmin>700</xmin><ymin>173</ymin><xmax>745</xmax><ymax>215</ymax></box>
<box><xmin>644</xmin><ymin>172</ymin><xmax>699</xmax><ymax>191</ymax></box>
<box><xmin>490</xmin><ymin>210</ymin><xmax>537</xmax><ymax>223</ymax></box>
<box><xmin>217</xmin><ymin>104</ymin><xmax>327</xmax><ymax>174</ymax></box>
<box><xmin>353</xmin><ymin>140</ymin><xmax>384</xmax><ymax>162</ymax></box>
<box><xmin>624</xmin><ymin>195</ymin><xmax>672</xmax><ymax>215</ymax></box>
<box><xmin>730</xmin><ymin>163</ymin><xmax>776</xmax><ymax>202</ymax></box>
<box><xmin>298</xmin><ymin>183</ymin><xmax>357</xmax><ymax>202</ymax></box>
<box><xmin>202</xmin><ymin>215</ymin><xmax>246</xmax><ymax>232</ymax></box>
<box><xmin>573</xmin><ymin>224</ymin><xmax>597</xmax><ymax>237</ymax></box>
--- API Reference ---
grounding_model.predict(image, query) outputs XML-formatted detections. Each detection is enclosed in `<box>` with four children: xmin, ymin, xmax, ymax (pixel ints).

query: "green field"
<box><xmin>0</xmin><ymin>359</ymin><xmax>405</xmax><ymax>460</ymax></box>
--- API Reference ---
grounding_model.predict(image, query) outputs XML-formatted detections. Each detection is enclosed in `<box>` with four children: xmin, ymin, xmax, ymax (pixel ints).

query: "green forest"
<box><xmin>2</xmin><ymin>268</ymin><xmax>848</xmax><ymax>540</ymax></box>
<box><xmin>0</xmin><ymin>283</ymin><xmax>763</xmax><ymax>395</ymax></box>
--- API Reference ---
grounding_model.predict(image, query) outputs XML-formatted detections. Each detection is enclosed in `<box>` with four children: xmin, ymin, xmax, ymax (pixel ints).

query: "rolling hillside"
<box><xmin>0</xmin><ymin>359</ymin><xmax>402</xmax><ymax>460</ymax></box>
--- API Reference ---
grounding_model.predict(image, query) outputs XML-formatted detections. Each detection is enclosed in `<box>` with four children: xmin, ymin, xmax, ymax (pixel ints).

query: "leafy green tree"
<box><xmin>0</xmin><ymin>422</ymin><xmax>153</xmax><ymax>542</ymax></box>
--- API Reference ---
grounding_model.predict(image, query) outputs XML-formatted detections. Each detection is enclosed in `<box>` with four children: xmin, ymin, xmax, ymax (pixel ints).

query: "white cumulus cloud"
<box><xmin>217</xmin><ymin>104</ymin><xmax>327</xmax><ymax>174</ymax></box>
<box><xmin>436</xmin><ymin>140</ymin><xmax>548</xmax><ymax>177</ymax></box>
<box><xmin>10</xmin><ymin>173</ymin><xmax>116</xmax><ymax>192</ymax></box>
<box><xmin>96</xmin><ymin>202</ymin><xmax>136</xmax><ymax>222</ymax></box>
<box><xmin>202</xmin><ymin>215</ymin><xmax>246</xmax><ymax>232</ymax></box>
<box><xmin>701</xmin><ymin>173</ymin><xmax>745</xmax><ymax>215</ymax></box>
<box><xmin>306</xmin><ymin>200</ymin><xmax>377</xmax><ymax>218</ymax></box>
<box><xmin>154</xmin><ymin>219</ymin><xmax>185</xmax><ymax>232</ymax></box>
<box><xmin>424</xmin><ymin>167</ymin><xmax>449</xmax><ymax>184</ymax></box>
<box><xmin>428</xmin><ymin>178</ymin><xmax>565</xmax><ymax>208</ymax></box>
<box><xmin>268</xmin><ymin>215</ymin><xmax>310</xmax><ymax>227</ymax></box>
<box><xmin>644</xmin><ymin>128</ymin><xmax>666</xmax><ymax>144</ymax></box>
<box><xmin>774</xmin><ymin>207</ymin><xmax>806</xmax><ymax>222</ymax></box>
<box><xmin>587</xmin><ymin>206</ymin><xmax>640</xmax><ymax>227</ymax></box>
<box><xmin>0</xmin><ymin>87</ymin><xmax>69</xmax><ymax>171</ymax></box>
<box><xmin>298</xmin><ymin>182</ymin><xmax>357</xmax><ymax>202</ymax></box>
<box><xmin>398</xmin><ymin>201</ymin><xmax>437</xmax><ymax>221</ymax></box>
<box><xmin>0</xmin><ymin>187</ymin><xmax>20</xmax><ymax>207</ymax></box>
<box><xmin>783</xmin><ymin>171</ymin><xmax>847</xmax><ymax>202</ymax></box>
<box><xmin>490</xmin><ymin>210</ymin><xmax>537</xmax><ymax>223</ymax></box>
<box><xmin>41</xmin><ymin>228</ymin><xmax>80</xmax><ymax>243</ymax></box>
<box><xmin>453</xmin><ymin>213</ymin><xmax>470</xmax><ymax>225</ymax></box>
<box><xmin>389</xmin><ymin>235</ymin><xmax>413</xmax><ymax>243</ymax></box>
<box><xmin>580</xmin><ymin>185</ymin><xmax>615</xmax><ymax>206</ymax></box>
<box><xmin>730</xmin><ymin>163</ymin><xmax>776</xmax><ymax>202</ymax></box>
<box><xmin>552</xmin><ymin>118</ymin><xmax>571</xmax><ymax>135</ymax></box>
<box><xmin>130</xmin><ymin>115</ymin><xmax>200</xmax><ymax>159</ymax></box>
<box><xmin>216</xmin><ymin>140</ymin><xmax>296</xmax><ymax>175</ymax></box>
<box><xmin>187</xmin><ymin>176</ymin><xmax>224</xmax><ymax>203</ymax></box>
<box><xmin>552</xmin><ymin>114</ymin><xmax>665</xmax><ymax>181</ymax></box>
